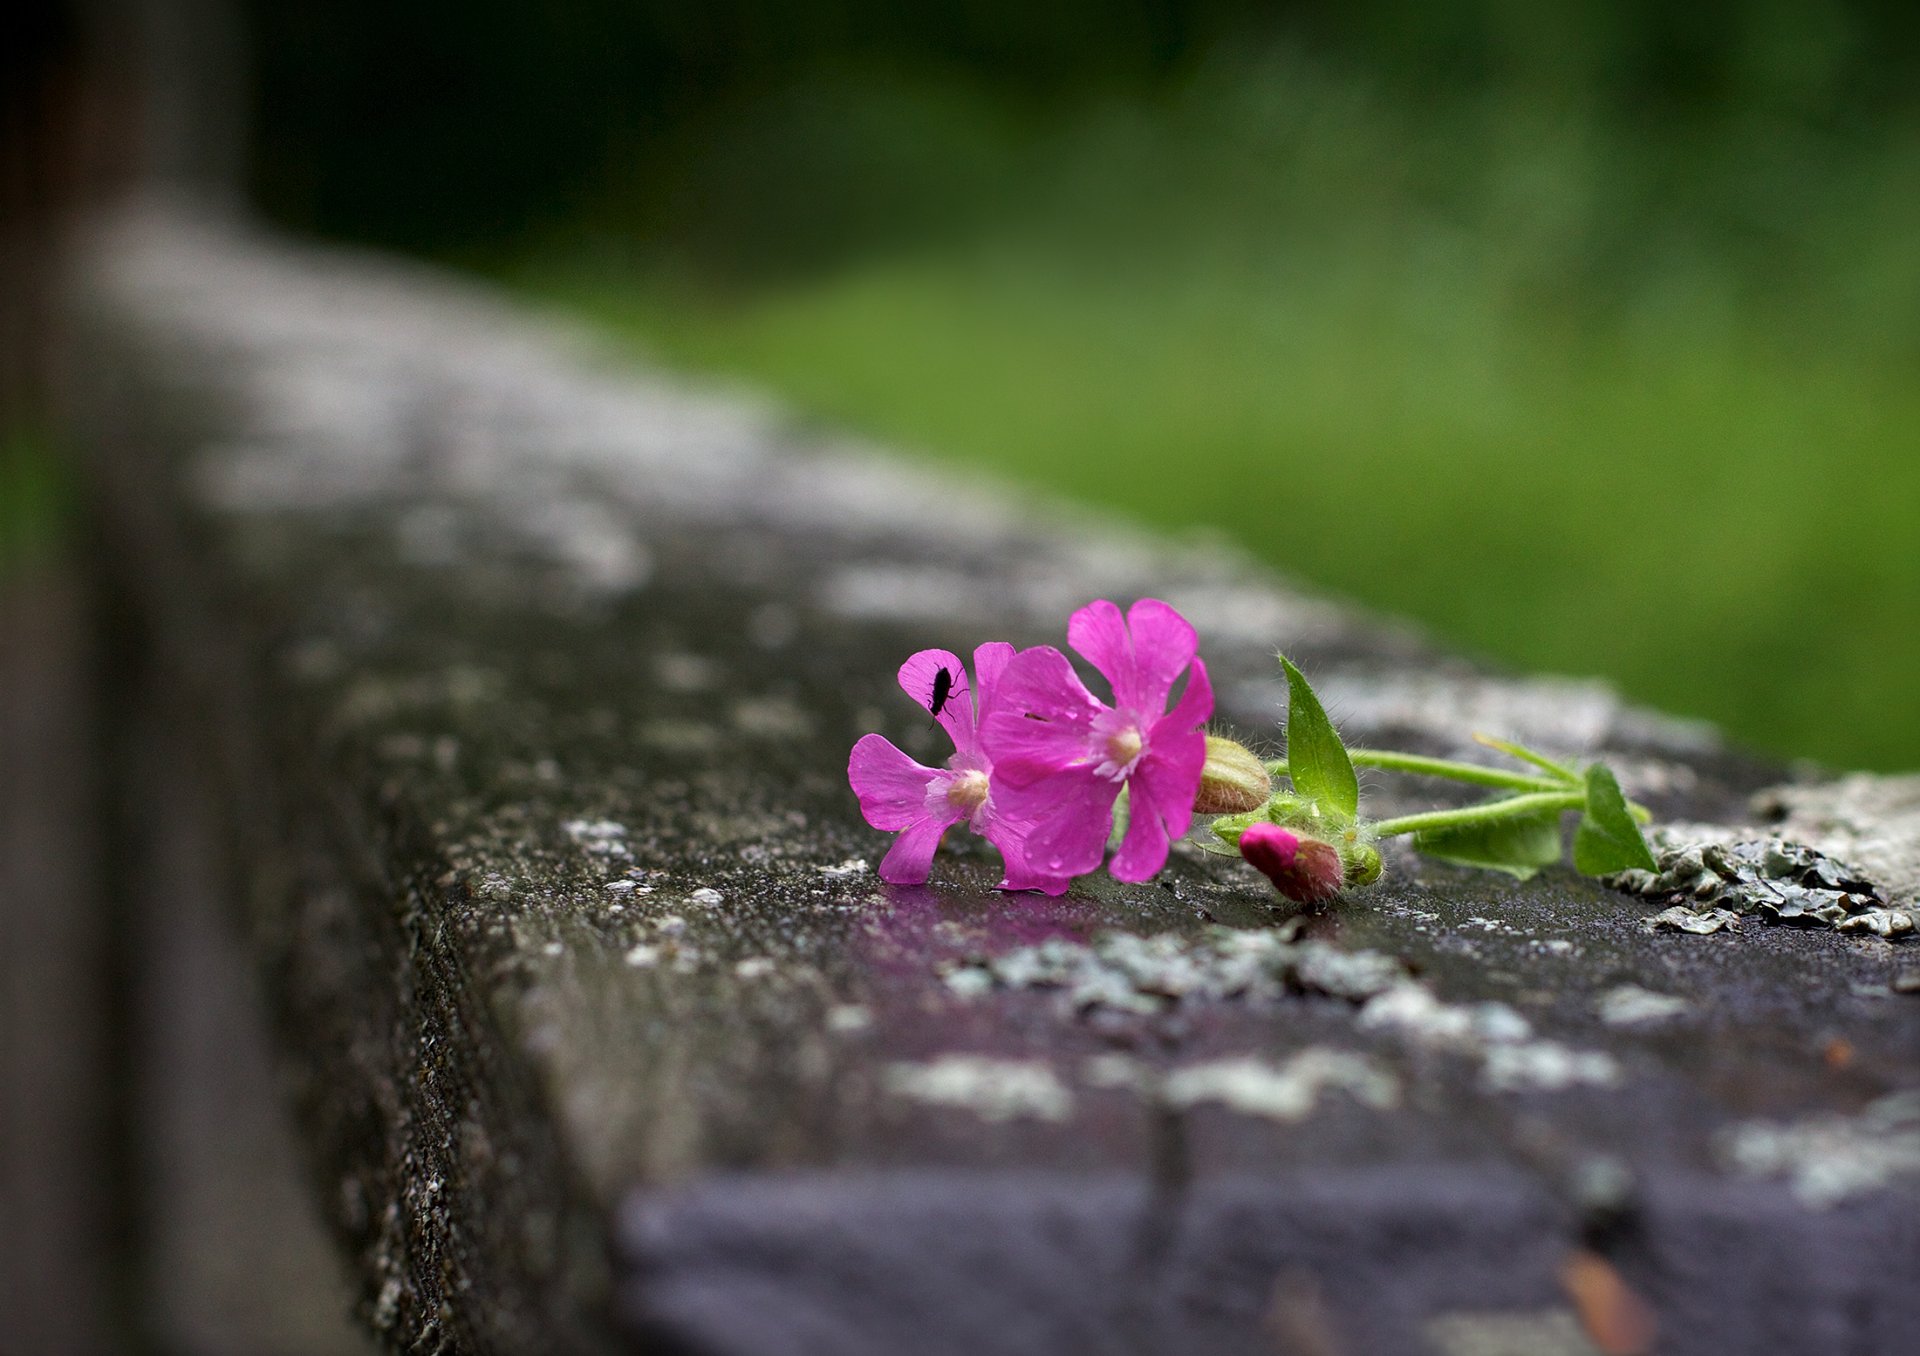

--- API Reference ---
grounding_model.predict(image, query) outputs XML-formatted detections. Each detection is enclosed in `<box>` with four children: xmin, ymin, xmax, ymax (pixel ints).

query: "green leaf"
<box><xmin>1412</xmin><ymin>804</ymin><xmax>1564</xmax><ymax>880</ymax></box>
<box><xmin>1572</xmin><ymin>764</ymin><xmax>1657</xmax><ymax>875</ymax></box>
<box><xmin>1280</xmin><ymin>656</ymin><xmax>1359</xmax><ymax>819</ymax></box>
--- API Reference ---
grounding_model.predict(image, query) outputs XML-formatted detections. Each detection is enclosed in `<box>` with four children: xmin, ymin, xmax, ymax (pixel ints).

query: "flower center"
<box><xmin>946</xmin><ymin>769</ymin><xmax>991</xmax><ymax>813</ymax></box>
<box><xmin>1090</xmin><ymin>716</ymin><xmax>1146</xmax><ymax>781</ymax></box>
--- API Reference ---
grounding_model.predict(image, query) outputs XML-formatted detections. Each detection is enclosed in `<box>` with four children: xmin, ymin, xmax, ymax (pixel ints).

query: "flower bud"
<box><xmin>1193</xmin><ymin>736</ymin><xmax>1273</xmax><ymax>815</ymax></box>
<box><xmin>1239</xmin><ymin>821</ymin><xmax>1345</xmax><ymax>904</ymax></box>
<box><xmin>1342</xmin><ymin>840</ymin><xmax>1382</xmax><ymax>888</ymax></box>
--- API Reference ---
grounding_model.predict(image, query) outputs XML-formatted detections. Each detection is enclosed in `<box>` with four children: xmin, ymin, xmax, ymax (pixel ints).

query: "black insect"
<box><xmin>926</xmin><ymin>665</ymin><xmax>957</xmax><ymax>725</ymax></box>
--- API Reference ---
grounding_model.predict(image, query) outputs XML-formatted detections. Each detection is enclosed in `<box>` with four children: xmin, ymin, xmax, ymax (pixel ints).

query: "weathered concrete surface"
<box><xmin>71</xmin><ymin>203</ymin><xmax>1920</xmax><ymax>1356</ymax></box>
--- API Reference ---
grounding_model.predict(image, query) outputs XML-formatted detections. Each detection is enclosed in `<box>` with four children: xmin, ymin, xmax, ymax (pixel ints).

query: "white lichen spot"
<box><xmin>687</xmin><ymin>887</ymin><xmax>724</xmax><ymax>907</ymax></box>
<box><xmin>1360</xmin><ymin>982</ymin><xmax>1621</xmax><ymax>1094</ymax></box>
<box><xmin>624</xmin><ymin>943</ymin><xmax>660</xmax><ymax>968</ymax></box>
<box><xmin>564</xmin><ymin>819</ymin><xmax>631</xmax><ymax>858</ymax></box>
<box><xmin>826</xmin><ymin>1003</ymin><xmax>873</xmax><ymax>1033</ymax></box>
<box><xmin>1720</xmin><ymin>1091</ymin><xmax>1920</xmax><ymax>1207</ymax></box>
<box><xmin>1598</xmin><ymin>985</ymin><xmax>1693</xmax><ymax>1027</ymax></box>
<box><xmin>1426</xmin><ymin>1309</ymin><xmax>1598</xmax><ymax>1356</ymax></box>
<box><xmin>604</xmin><ymin>880</ymin><xmax>636</xmax><ymax>894</ymax></box>
<box><xmin>1756</xmin><ymin>772</ymin><xmax>1920</xmax><ymax>905</ymax></box>
<box><xmin>1359</xmin><ymin>984</ymin><xmax>1533</xmax><ymax>1050</ymax></box>
<box><xmin>942</xmin><ymin>968</ymin><xmax>996</xmax><ymax>1000</ymax></box>
<box><xmin>731</xmin><ymin>696</ymin><xmax>812</xmax><ymax>739</ymax></box>
<box><xmin>1645</xmin><ymin>904</ymin><xmax>1740</xmax><ymax>934</ymax></box>
<box><xmin>525</xmin><ymin>498</ymin><xmax>652</xmax><ymax>594</ymax></box>
<box><xmin>819</xmin><ymin>564</ymin><xmax>981</xmax><ymax>623</ymax></box>
<box><xmin>1163</xmin><ymin>1050</ymin><xmax>1400</xmax><ymax>1122</ymax></box>
<box><xmin>652</xmin><ymin>652</ymin><xmax>718</xmax><ymax>693</ymax></box>
<box><xmin>883</xmin><ymin>1056</ymin><xmax>1073</xmax><ymax>1123</ymax></box>
<box><xmin>733</xmin><ymin>956</ymin><xmax>775</xmax><ymax>979</ymax></box>
<box><xmin>372</xmin><ymin>1277</ymin><xmax>403</xmax><ymax>1329</ymax></box>
<box><xmin>815</xmin><ymin>858</ymin><xmax>869</xmax><ymax>878</ymax></box>
<box><xmin>1479</xmin><ymin>1042</ymin><xmax>1621</xmax><ymax>1093</ymax></box>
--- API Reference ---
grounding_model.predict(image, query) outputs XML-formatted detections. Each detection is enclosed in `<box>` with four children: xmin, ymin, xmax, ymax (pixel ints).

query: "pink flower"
<box><xmin>1238</xmin><ymin>822</ymin><xmax>1345</xmax><ymax>904</ymax></box>
<box><xmin>848</xmin><ymin>644</ymin><xmax>1070</xmax><ymax>893</ymax></box>
<box><xmin>980</xmin><ymin>599</ymin><xmax>1213</xmax><ymax>882</ymax></box>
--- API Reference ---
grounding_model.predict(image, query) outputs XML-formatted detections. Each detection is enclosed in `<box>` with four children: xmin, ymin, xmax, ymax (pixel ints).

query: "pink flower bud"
<box><xmin>1239</xmin><ymin>821</ymin><xmax>1345</xmax><ymax>904</ymax></box>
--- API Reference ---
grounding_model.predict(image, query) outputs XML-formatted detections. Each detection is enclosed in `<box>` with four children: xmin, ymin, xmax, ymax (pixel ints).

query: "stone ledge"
<box><xmin>72</xmin><ymin>202</ymin><xmax>1920</xmax><ymax>1355</ymax></box>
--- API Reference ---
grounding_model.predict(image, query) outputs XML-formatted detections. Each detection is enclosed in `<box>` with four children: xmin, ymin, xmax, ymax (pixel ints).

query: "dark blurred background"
<box><xmin>256</xmin><ymin>0</ymin><xmax>1920</xmax><ymax>772</ymax></box>
<box><xmin>6</xmin><ymin>0</ymin><xmax>1920</xmax><ymax>768</ymax></box>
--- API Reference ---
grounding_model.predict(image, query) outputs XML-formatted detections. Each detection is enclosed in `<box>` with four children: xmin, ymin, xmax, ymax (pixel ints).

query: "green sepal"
<box><xmin>1572</xmin><ymin>764</ymin><xmax>1657</xmax><ymax>875</ymax></box>
<box><xmin>1473</xmin><ymin>733</ymin><xmax>1579</xmax><ymax>784</ymax></box>
<box><xmin>1279</xmin><ymin>656</ymin><xmax>1359</xmax><ymax>820</ymax></box>
<box><xmin>1108</xmin><ymin>783</ymin><xmax>1131</xmax><ymax>852</ymax></box>
<box><xmin>1412</xmin><ymin>802</ymin><xmax>1563</xmax><ymax>880</ymax></box>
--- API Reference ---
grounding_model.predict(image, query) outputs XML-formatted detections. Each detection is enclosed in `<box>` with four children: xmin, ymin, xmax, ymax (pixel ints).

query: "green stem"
<box><xmin>1268</xmin><ymin>750</ymin><xmax>1653</xmax><ymax>822</ymax></box>
<box><xmin>1351</xmin><ymin>749</ymin><xmax>1570</xmax><ymax>793</ymax></box>
<box><xmin>1371</xmin><ymin>791</ymin><xmax>1585</xmax><ymax>839</ymax></box>
<box><xmin>1265</xmin><ymin>752</ymin><xmax>1562</xmax><ymax>793</ymax></box>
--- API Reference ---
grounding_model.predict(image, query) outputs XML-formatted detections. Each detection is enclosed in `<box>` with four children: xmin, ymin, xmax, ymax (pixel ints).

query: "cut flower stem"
<box><xmin>1265</xmin><ymin>750</ymin><xmax>1650</xmax><ymax>822</ymax></box>
<box><xmin>1368</xmin><ymin>790</ymin><xmax>1586</xmax><ymax>839</ymax></box>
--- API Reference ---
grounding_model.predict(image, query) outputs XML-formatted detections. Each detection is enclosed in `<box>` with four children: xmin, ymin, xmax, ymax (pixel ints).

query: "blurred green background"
<box><xmin>234</xmin><ymin>2</ymin><xmax>1920</xmax><ymax>769</ymax></box>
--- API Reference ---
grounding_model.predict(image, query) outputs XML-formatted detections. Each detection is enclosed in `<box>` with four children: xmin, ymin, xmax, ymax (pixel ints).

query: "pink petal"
<box><xmin>979</xmin><ymin>646</ymin><xmax>1102</xmax><ymax>786</ymax></box>
<box><xmin>979</xmin><ymin>815</ymin><xmax>1072</xmax><ymax>895</ymax></box>
<box><xmin>848</xmin><ymin>734</ymin><xmax>940</xmax><ymax>831</ymax></box>
<box><xmin>1154</xmin><ymin>656</ymin><xmax>1214</xmax><ymax>737</ymax></box>
<box><xmin>970</xmin><ymin>641</ymin><xmax>1017</xmax><ymax>722</ymax></box>
<box><xmin>1066</xmin><ymin>599</ymin><xmax>1136</xmax><ymax>706</ymax></box>
<box><xmin>1001</xmin><ymin>770</ymin><xmax>1119</xmax><ymax>879</ymax></box>
<box><xmin>993</xmin><ymin>644</ymin><xmax>1101</xmax><ymax>720</ymax></box>
<box><xmin>1109</xmin><ymin>789</ymin><xmax>1172</xmax><ymax>882</ymax></box>
<box><xmin>979</xmin><ymin>709</ymin><xmax>1093</xmax><ymax>787</ymax></box>
<box><xmin>1132</xmin><ymin>724</ymin><xmax>1208</xmax><ymax>847</ymax></box>
<box><xmin>897</xmin><ymin>648</ymin><xmax>974</xmax><ymax>749</ymax></box>
<box><xmin>1121</xmin><ymin>599</ymin><xmax>1199</xmax><ymax>716</ymax></box>
<box><xmin>879</xmin><ymin>814</ymin><xmax>954</xmax><ymax>885</ymax></box>
<box><xmin>998</xmin><ymin>863</ymin><xmax>1073</xmax><ymax>895</ymax></box>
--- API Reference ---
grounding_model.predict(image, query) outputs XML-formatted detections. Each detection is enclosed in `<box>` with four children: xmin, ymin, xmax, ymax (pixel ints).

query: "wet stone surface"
<box><xmin>74</xmin><ymin>206</ymin><xmax>1920</xmax><ymax>1356</ymax></box>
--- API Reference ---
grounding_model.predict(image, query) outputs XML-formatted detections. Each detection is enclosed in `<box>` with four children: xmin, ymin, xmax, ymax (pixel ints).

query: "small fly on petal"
<box><xmin>927</xmin><ymin>665</ymin><xmax>956</xmax><ymax>727</ymax></box>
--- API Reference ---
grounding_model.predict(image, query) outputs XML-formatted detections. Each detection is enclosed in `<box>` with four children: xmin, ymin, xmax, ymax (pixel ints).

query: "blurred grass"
<box><xmin>498</xmin><ymin>51</ymin><xmax>1920</xmax><ymax>771</ymax></box>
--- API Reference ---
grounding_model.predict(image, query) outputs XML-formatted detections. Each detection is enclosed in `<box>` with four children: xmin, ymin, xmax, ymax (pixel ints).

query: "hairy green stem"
<box><xmin>1352</xmin><ymin>749</ymin><xmax>1569</xmax><ymax>792</ymax></box>
<box><xmin>1266</xmin><ymin>752</ymin><xmax>1651</xmax><ymax>822</ymax></box>
<box><xmin>1266</xmin><ymin>752</ymin><xmax>1560</xmax><ymax>792</ymax></box>
<box><xmin>1370</xmin><ymin>791</ymin><xmax>1586</xmax><ymax>839</ymax></box>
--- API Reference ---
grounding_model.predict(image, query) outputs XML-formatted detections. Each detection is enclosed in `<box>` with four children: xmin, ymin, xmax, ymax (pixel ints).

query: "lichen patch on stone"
<box><xmin>1610</xmin><ymin>838</ymin><xmax>1912</xmax><ymax>938</ymax></box>
<box><xmin>1597</xmin><ymin>986</ymin><xmax>1693</xmax><ymax>1027</ymax></box>
<box><xmin>882</xmin><ymin>1056</ymin><xmax>1073</xmax><ymax>1123</ymax></box>
<box><xmin>1161</xmin><ymin>1051</ymin><xmax>1401</xmax><ymax>1121</ymax></box>
<box><xmin>1719</xmin><ymin>1090</ymin><xmax>1920</xmax><ymax>1207</ymax></box>
<box><xmin>939</xmin><ymin>925</ymin><xmax>1408</xmax><ymax>1017</ymax></box>
<box><xmin>1359</xmin><ymin>983</ymin><xmax>1621</xmax><ymax>1093</ymax></box>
